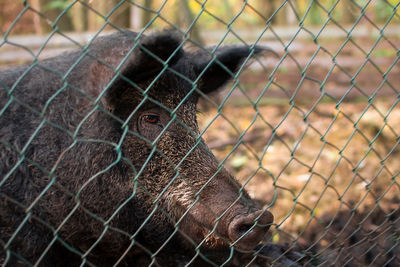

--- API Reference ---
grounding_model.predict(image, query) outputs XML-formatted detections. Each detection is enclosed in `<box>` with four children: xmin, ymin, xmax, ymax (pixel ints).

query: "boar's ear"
<box><xmin>121</xmin><ymin>30</ymin><xmax>184</xmax><ymax>83</ymax></box>
<box><xmin>193</xmin><ymin>46</ymin><xmax>264</xmax><ymax>94</ymax></box>
<box><xmin>91</xmin><ymin>30</ymin><xmax>184</xmax><ymax>111</ymax></box>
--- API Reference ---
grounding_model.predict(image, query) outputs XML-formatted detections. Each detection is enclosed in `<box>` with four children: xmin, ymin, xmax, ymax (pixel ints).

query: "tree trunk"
<box><xmin>341</xmin><ymin>0</ymin><xmax>355</xmax><ymax>25</ymax></box>
<box><xmin>130</xmin><ymin>3</ymin><xmax>142</xmax><ymax>30</ymax></box>
<box><xmin>275</xmin><ymin>0</ymin><xmax>288</xmax><ymax>26</ymax></box>
<box><xmin>175</xmin><ymin>0</ymin><xmax>203</xmax><ymax>44</ymax></box>
<box><xmin>31</xmin><ymin>0</ymin><xmax>74</xmax><ymax>33</ymax></box>
<box><xmin>141</xmin><ymin>0</ymin><xmax>153</xmax><ymax>28</ymax></box>
<box><xmin>87</xmin><ymin>0</ymin><xmax>107</xmax><ymax>31</ymax></box>
<box><xmin>71</xmin><ymin>0</ymin><xmax>88</xmax><ymax>32</ymax></box>
<box><xmin>108</xmin><ymin>0</ymin><xmax>130</xmax><ymax>29</ymax></box>
<box><xmin>30</xmin><ymin>0</ymin><xmax>43</xmax><ymax>34</ymax></box>
<box><xmin>260</xmin><ymin>0</ymin><xmax>276</xmax><ymax>24</ymax></box>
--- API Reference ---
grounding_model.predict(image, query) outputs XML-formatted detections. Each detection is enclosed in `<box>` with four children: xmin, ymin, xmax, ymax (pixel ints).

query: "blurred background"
<box><xmin>1</xmin><ymin>0</ymin><xmax>399</xmax><ymax>64</ymax></box>
<box><xmin>1</xmin><ymin>1</ymin><xmax>400</xmax><ymax>36</ymax></box>
<box><xmin>1</xmin><ymin>0</ymin><xmax>399</xmax><ymax>265</ymax></box>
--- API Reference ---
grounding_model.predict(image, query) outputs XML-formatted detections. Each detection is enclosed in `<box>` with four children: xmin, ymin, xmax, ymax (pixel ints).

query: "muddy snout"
<box><xmin>228</xmin><ymin>209</ymin><xmax>273</xmax><ymax>251</ymax></box>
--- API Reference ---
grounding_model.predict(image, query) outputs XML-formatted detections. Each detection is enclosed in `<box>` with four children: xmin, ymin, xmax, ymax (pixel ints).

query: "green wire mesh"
<box><xmin>1</xmin><ymin>0</ymin><xmax>399</xmax><ymax>266</ymax></box>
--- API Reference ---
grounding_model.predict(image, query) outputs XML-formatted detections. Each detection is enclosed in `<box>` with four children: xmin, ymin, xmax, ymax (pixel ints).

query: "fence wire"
<box><xmin>0</xmin><ymin>0</ymin><xmax>399</xmax><ymax>266</ymax></box>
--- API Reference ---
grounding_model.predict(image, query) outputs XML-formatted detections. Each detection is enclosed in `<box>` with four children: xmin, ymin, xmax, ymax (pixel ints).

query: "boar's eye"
<box><xmin>138</xmin><ymin>111</ymin><xmax>164</xmax><ymax>140</ymax></box>
<box><xmin>140</xmin><ymin>113</ymin><xmax>162</xmax><ymax>128</ymax></box>
<box><xmin>143</xmin><ymin>115</ymin><xmax>160</xmax><ymax>125</ymax></box>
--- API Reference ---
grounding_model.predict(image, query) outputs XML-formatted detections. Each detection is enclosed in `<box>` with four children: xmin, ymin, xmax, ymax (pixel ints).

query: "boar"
<box><xmin>0</xmin><ymin>30</ymin><xmax>274</xmax><ymax>266</ymax></box>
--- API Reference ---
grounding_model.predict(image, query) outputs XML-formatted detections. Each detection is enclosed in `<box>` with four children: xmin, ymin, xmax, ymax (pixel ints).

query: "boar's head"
<box><xmin>86</xmin><ymin>30</ymin><xmax>274</xmax><ymax>254</ymax></box>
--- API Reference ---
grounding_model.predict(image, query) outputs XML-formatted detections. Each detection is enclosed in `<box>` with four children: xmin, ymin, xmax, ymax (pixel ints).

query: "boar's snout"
<box><xmin>228</xmin><ymin>209</ymin><xmax>273</xmax><ymax>251</ymax></box>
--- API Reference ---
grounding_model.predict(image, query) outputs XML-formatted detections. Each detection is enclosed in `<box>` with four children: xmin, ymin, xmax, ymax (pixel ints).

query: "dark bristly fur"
<box><xmin>0</xmin><ymin>30</ymin><xmax>278</xmax><ymax>266</ymax></box>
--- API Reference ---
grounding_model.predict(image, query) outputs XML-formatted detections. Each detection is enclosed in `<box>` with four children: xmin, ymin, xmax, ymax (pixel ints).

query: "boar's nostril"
<box><xmin>237</xmin><ymin>223</ymin><xmax>253</xmax><ymax>234</ymax></box>
<box><xmin>228</xmin><ymin>209</ymin><xmax>273</xmax><ymax>251</ymax></box>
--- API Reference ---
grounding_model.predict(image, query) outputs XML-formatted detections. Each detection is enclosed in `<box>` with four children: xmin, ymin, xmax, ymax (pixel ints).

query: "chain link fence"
<box><xmin>1</xmin><ymin>0</ymin><xmax>399</xmax><ymax>266</ymax></box>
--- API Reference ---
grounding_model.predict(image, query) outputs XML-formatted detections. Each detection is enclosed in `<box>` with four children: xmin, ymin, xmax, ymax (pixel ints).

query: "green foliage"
<box><xmin>375</xmin><ymin>0</ymin><xmax>398</xmax><ymax>23</ymax></box>
<box><xmin>43</xmin><ymin>0</ymin><xmax>70</xmax><ymax>12</ymax></box>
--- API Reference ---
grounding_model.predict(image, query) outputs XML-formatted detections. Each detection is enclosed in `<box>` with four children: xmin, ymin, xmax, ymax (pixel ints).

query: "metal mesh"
<box><xmin>1</xmin><ymin>0</ymin><xmax>399</xmax><ymax>266</ymax></box>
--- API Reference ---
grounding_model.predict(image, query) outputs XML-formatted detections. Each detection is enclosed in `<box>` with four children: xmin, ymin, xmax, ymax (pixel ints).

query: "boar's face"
<box><xmin>92</xmin><ymin>30</ymin><xmax>273</xmax><ymax>252</ymax></box>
